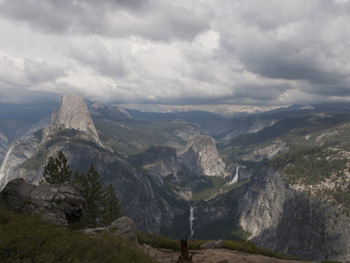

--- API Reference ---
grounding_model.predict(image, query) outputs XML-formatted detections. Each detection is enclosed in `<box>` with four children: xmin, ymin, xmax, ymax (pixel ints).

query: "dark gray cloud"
<box><xmin>216</xmin><ymin>0</ymin><xmax>350</xmax><ymax>104</ymax></box>
<box><xmin>97</xmin><ymin>0</ymin><xmax>148</xmax><ymax>10</ymax></box>
<box><xmin>0</xmin><ymin>0</ymin><xmax>210</xmax><ymax>41</ymax></box>
<box><xmin>0</xmin><ymin>0</ymin><xmax>349</xmax><ymax>107</ymax></box>
<box><xmin>241</xmin><ymin>51</ymin><xmax>345</xmax><ymax>85</ymax></box>
<box><xmin>234</xmin><ymin>83</ymin><xmax>291</xmax><ymax>101</ymax></box>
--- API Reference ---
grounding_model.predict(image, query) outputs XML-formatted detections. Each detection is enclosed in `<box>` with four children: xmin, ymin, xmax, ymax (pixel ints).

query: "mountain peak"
<box><xmin>51</xmin><ymin>94</ymin><xmax>101</xmax><ymax>144</ymax></box>
<box><xmin>179</xmin><ymin>135</ymin><xmax>228</xmax><ymax>177</ymax></box>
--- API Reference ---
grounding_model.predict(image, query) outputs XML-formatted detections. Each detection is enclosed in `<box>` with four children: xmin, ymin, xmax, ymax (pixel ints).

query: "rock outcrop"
<box><xmin>239</xmin><ymin>166</ymin><xmax>350</xmax><ymax>262</ymax></box>
<box><xmin>0</xmin><ymin>132</ymin><xmax>9</xmax><ymax>165</ymax></box>
<box><xmin>0</xmin><ymin>178</ymin><xmax>85</xmax><ymax>227</ymax></box>
<box><xmin>0</xmin><ymin>136</ymin><xmax>40</xmax><ymax>190</ymax></box>
<box><xmin>200</xmin><ymin>240</ymin><xmax>224</xmax><ymax>249</ymax></box>
<box><xmin>178</xmin><ymin>136</ymin><xmax>228</xmax><ymax>177</ymax></box>
<box><xmin>84</xmin><ymin>216</ymin><xmax>138</xmax><ymax>244</ymax></box>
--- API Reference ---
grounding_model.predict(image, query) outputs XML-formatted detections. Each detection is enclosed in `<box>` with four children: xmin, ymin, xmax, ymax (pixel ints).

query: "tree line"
<box><xmin>41</xmin><ymin>151</ymin><xmax>122</xmax><ymax>228</ymax></box>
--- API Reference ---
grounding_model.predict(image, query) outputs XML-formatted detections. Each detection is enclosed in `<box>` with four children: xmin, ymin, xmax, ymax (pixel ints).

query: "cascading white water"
<box><xmin>189</xmin><ymin>206</ymin><xmax>195</xmax><ymax>238</ymax></box>
<box><xmin>230</xmin><ymin>166</ymin><xmax>240</xmax><ymax>184</ymax></box>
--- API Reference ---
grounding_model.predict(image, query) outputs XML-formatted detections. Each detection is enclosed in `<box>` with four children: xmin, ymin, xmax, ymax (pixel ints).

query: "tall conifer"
<box><xmin>102</xmin><ymin>183</ymin><xmax>122</xmax><ymax>225</ymax></box>
<box><xmin>74</xmin><ymin>165</ymin><xmax>104</xmax><ymax>227</ymax></box>
<box><xmin>42</xmin><ymin>151</ymin><xmax>72</xmax><ymax>184</ymax></box>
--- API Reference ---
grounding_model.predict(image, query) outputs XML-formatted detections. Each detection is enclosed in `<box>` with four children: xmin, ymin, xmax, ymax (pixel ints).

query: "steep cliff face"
<box><xmin>239</xmin><ymin>167</ymin><xmax>289</xmax><ymax>240</ymax></box>
<box><xmin>0</xmin><ymin>136</ymin><xmax>40</xmax><ymax>190</ymax></box>
<box><xmin>0</xmin><ymin>133</ymin><xmax>9</xmax><ymax>165</ymax></box>
<box><xmin>239</xmin><ymin>166</ymin><xmax>350</xmax><ymax>261</ymax></box>
<box><xmin>47</xmin><ymin>94</ymin><xmax>101</xmax><ymax>145</ymax></box>
<box><xmin>57</xmin><ymin>94</ymin><xmax>98</xmax><ymax>135</ymax></box>
<box><xmin>178</xmin><ymin>135</ymin><xmax>228</xmax><ymax>177</ymax></box>
<box><xmin>0</xmin><ymin>117</ymin><xmax>50</xmax><ymax>166</ymax></box>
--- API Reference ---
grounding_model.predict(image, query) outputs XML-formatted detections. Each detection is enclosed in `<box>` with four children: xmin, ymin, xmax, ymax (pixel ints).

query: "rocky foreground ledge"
<box><xmin>0</xmin><ymin>178</ymin><xmax>85</xmax><ymax>227</ymax></box>
<box><xmin>143</xmin><ymin>246</ymin><xmax>315</xmax><ymax>263</ymax></box>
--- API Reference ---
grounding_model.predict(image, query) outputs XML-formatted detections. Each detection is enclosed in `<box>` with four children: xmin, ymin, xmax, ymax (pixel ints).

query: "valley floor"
<box><xmin>142</xmin><ymin>246</ymin><xmax>314</xmax><ymax>263</ymax></box>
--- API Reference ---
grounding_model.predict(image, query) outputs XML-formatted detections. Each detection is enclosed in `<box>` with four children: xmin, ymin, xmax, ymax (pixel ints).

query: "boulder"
<box><xmin>200</xmin><ymin>240</ymin><xmax>224</xmax><ymax>249</ymax></box>
<box><xmin>108</xmin><ymin>216</ymin><xmax>138</xmax><ymax>243</ymax></box>
<box><xmin>83</xmin><ymin>216</ymin><xmax>138</xmax><ymax>244</ymax></box>
<box><xmin>0</xmin><ymin>178</ymin><xmax>85</xmax><ymax>227</ymax></box>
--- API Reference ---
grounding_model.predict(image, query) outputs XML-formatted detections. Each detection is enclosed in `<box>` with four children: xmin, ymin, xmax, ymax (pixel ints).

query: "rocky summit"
<box><xmin>49</xmin><ymin>94</ymin><xmax>101</xmax><ymax>145</ymax></box>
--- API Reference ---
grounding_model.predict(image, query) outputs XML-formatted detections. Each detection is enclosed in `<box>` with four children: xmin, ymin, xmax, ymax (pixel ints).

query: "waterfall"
<box><xmin>189</xmin><ymin>206</ymin><xmax>195</xmax><ymax>238</ymax></box>
<box><xmin>230</xmin><ymin>166</ymin><xmax>240</xmax><ymax>184</ymax></box>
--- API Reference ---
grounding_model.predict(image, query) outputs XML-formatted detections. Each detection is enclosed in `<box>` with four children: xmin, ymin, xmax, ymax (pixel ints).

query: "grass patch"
<box><xmin>0</xmin><ymin>208</ymin><xmax>154</xmax><ymax>263</ymax></box>
<box><xmin>223</xmin><ymin>240</ymin><xmax>301</xmax><ymax>260</ymax></box>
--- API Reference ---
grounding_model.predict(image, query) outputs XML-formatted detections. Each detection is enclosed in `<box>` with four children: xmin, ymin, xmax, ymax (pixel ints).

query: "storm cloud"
<box><xmin>0</xmin><ymin>0</ymin><xmax>349</xmax><ymax>106</ymax></box>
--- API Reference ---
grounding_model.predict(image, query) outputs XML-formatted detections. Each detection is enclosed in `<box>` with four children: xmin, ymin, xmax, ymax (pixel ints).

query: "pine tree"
<box><xmin>42</xmin><ymin>151</ymin><xmax>72</xmax><ymax>184</ymax></box>
<box><xmin>102</xmin><ymin>183</ymin><xmax>122</xmax><ymax>225</ymax></box>
<box><xmin>74</xmin><ymin>165</ymin><xmax>105</xmax><ymax>227</ymax></box>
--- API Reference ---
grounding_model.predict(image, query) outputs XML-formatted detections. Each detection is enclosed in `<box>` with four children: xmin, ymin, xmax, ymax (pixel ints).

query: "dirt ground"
<box><xmin>142</xmin><ymin>245</ymin><xmax>315</xmax><ymax>263</ymax></box>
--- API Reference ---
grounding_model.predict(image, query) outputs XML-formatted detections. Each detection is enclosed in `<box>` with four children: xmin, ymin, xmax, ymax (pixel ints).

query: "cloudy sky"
<box><xmin>0</xmin><ymin>0</ymin><xmax>349</xmax><ymax>107</ymax></box>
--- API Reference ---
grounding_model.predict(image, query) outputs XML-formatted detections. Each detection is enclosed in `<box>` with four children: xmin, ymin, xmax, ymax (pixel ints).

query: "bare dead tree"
<box><xmin>177</xmin><ymin>239</ymin><xmax>193</xmax><ymax>263</ymax></box>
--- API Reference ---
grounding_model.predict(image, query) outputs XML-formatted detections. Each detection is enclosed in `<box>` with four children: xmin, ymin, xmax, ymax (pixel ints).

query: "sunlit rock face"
<box><xmin>53</xmin><ymin>94</ymin><xmax>100</xmax><ymax>143</ymax></box>
<box><xmin>178</xmin><ymin>135</ymin><xmax>228</xmax><ymax>177</ymax></box>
